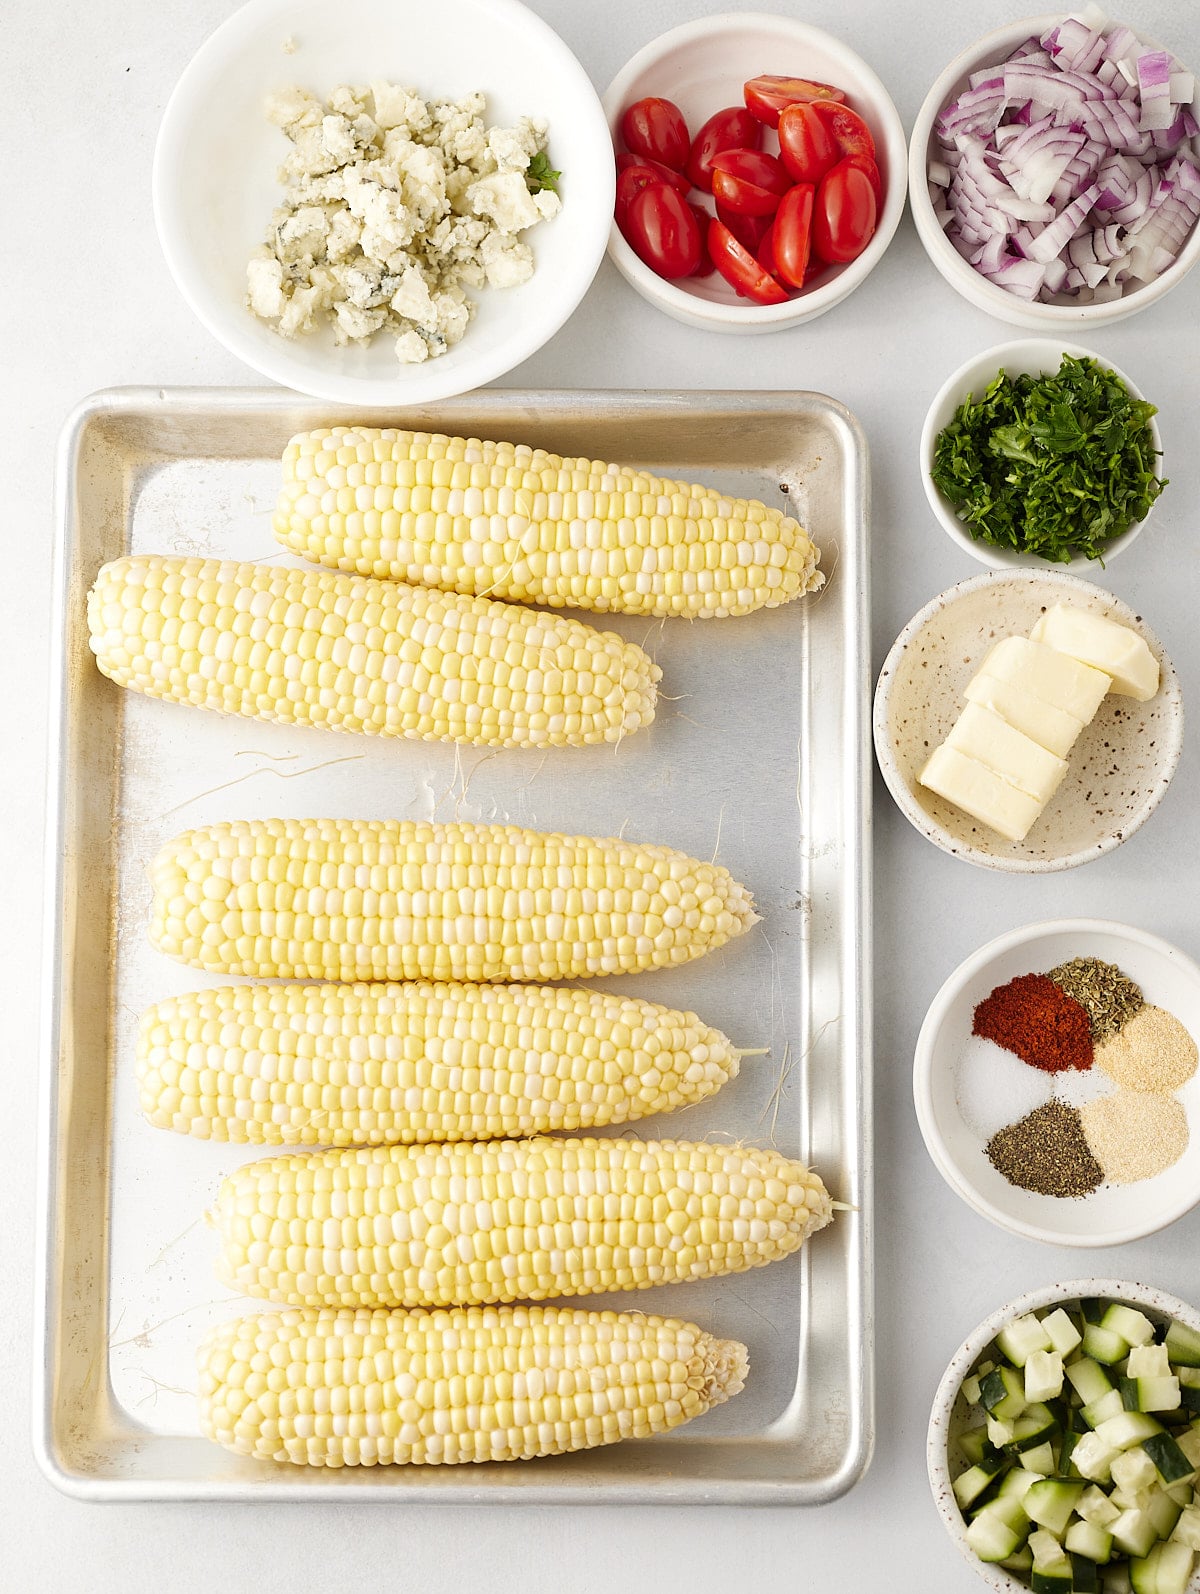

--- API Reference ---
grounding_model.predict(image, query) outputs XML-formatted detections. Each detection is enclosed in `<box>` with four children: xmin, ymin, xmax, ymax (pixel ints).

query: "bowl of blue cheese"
<box><xmin>153</xmin><ymin>0</ymin><xmax>614</xmax><ymax>403</ymax></box>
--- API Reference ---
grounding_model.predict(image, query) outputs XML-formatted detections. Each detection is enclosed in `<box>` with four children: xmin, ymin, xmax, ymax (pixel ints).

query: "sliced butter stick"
<box><xmin>946</xmin><ymin>703</ymin><xmax>1070</xmax><ymax>803</ymax></box>
<box><xmin>918</xmin><ymin>746</ymin><xmax>1044</xmax><ymax>843</ymax></box>
<box><xmin>1029</xmin><ymin>605</ymin><xmax>1159</xmax><ymax>701</ymax></box>
<box><xmin>979</xmin><ymin>635</ymin><xmax>1111</xmax><ymax>722</ymax></box>
<box><xmin>963</xmin><ymin>673</ymin><xmax>1084</xmax><ymax>758</ymax></box>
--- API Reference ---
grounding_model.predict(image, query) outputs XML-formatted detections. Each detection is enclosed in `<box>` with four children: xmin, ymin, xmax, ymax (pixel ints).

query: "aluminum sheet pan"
<box><xmin>38</xmin><ymin>387</ymin><xmax>872</xmax><ymax>1503</ymax></box>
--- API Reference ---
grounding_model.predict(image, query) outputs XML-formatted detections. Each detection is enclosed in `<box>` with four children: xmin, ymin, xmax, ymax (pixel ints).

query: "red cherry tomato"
<box><xmin>616</xmin><ymin>164</ymin><xmax>671</xmax><ymax>229</ymax></box>
<box><xmin>813</xmin><ymin>159</ymin><xmax>877</xmax><ymax>264</ymax></box>
<box><xmin>809</xmin><ymin>100</ymin><xmax>876</xmax><ymax>163</ymax></box>
<box><xmin>771</xmin><ymin>183</ymin><xmax>815</xmax><ymax>289</ymax></box>
<box><xmin>777</xmin><ymin>102</ymin><xmax>839</xmax><ymax>185</ymax></box>
<box><xmin>624</xmin><ymin>183</ymin><xmax>703</xmax><ymax>278</ymax></box>
<box><xmin>715</xmin><ymin>201</ymin><xmax>770</xmax><ymax>253</ymax></box>
<box><xmin>743</xmin><ymin>73</ymin><xmax>847</xmax><ymax>127</ymax></box>
<box><xmin>708</xmin><ymin>218</ymin><xmax>789</xmax><ymax>303</ymax></box>
<box><xmin>686</xmin><ymin>107</ymin><xmax>763</xmax><ymax>192</ymax></box>
<box><xmin>616</xmin><ymin>151</ymin><xmax>691</xmax><ymax>196</ymax></box>
<box><xmin>619</xmin><ymin>97</ymin><xmax>691</xmax><ymax>171</ymax></box>
<box><xmin>688</xmin><ymin>204</ymin><xmax>716</xmax><ymax>276</ymax></box>
<box><xmin>710</xmin><ymin>149</ymin><xmax>789</xmax><ymax>216</ymax></box>
<box><xmin>757</xmin><ymin>219</ymin><xmax>779</xmax><ymax>278</ymax></box>
<box><xmin>841</xmin><ymin>151</ymin><xmax>884</xmax><ymax>209</ymax></box>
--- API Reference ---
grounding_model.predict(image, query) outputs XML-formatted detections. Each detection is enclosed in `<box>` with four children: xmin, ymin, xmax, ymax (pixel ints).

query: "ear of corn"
<box><xmin>197</xmin><ymin>1304</ymin><xmax>748</xmax><ymax>1467</ymax></box>
<box><xmin>274</xmin><ymin>427</ymin><xmax>824</xmax><ymax>619</ymax></box>
<box><xmin>150</xmin><ymin>818</ymin><xmax>757</xmax><ymax>983</ymax></box>
<box><xmin>87</xmin><ymin>553</ymin><xmax>658</xmax><ymax>749</ymax></box>
<box><xmin>211</xmin><ymin>1135</ymin><xmax>833</xmax><ymax>1309</ymax></box>
<box><xmin>136</xmin><ymin>981</ymin><xmax>742</xmax><ymax>1146</ymax></box>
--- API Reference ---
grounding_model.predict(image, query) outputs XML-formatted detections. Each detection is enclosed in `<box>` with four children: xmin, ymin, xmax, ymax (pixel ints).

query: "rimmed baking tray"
<box><xmin>37</xmin><ymin>387</ymin><xmax>872</xmax><ymax>1502</ymax></box>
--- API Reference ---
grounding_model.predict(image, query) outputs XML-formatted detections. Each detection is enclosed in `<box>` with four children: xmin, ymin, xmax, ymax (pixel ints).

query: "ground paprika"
<box><xmin>972</xmin><ymin>972</ymin><xmax>1093</xmax><ymax>1074</ymax></box>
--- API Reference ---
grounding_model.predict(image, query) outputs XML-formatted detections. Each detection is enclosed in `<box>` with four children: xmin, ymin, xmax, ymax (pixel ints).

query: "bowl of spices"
<box><xmin>915</xmin><ymin>918</ymin><xmax>1200</xmax><ymax>1245</ymax></box>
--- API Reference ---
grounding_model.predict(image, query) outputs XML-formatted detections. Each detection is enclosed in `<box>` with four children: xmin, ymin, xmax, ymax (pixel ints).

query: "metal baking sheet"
<box><xmin>37</xmin><ymin>387</ymin><xmax>872</xmax><ymax>1503</ymax></box>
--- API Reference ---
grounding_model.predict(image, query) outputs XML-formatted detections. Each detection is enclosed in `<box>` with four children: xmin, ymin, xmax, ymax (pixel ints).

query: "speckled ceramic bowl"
<box><xmin>929</xmin><ymin>1280</ymin><xmax>1200</xmax><ymax>1594</ymax></box>
<box><xmin>873</xmin><ymin>571</ymin><xmax>1183</xmax><ymax>872</ymax></box>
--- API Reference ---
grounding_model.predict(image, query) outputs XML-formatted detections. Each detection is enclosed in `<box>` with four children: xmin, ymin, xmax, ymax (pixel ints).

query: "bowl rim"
<box><xmin>601</xmin><ymin>11</ymin><xmax>908</xmax><ymax>325</ymax></box>
<box><xmin>872</xmin><ymin>567</ymin><xmax>1184</xmax><ymax>874</ymax></box>
<box><xmin>919</xmin><ymin>337</ymin><xmax>1165</xmax><ymax>573</ymax></box>
<box><xmin>913</xmin><ymin>916</ymin><xmax>1200</xmax><ymax>1246</ymax></box>
<box><xmin>151</xmin><ymin>0</ymin><xmax>614</xmax><ymax>404</ymax></box>
<box><xmin>927</xmin><ymin>1277</ymin><xmax>1200</xmax><ymax>1594</ymax></box>
<box><xmin>907</xmin><ymin>11</ymin><xmax>1200</xmax><ymax>327</ymax></box>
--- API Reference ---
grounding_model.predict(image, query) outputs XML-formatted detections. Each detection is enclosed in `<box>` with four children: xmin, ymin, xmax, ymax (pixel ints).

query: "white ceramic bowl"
<box><xmin>921</xmin><ymin>339</ymin><xmax>1165</xmax><ymax>572</ymax></box>
<box><xmin>929</xmin><ymin>1280</ymin><xmax>1200</xmax><ymax>1594</ymax></box>
<box><xmin>909</xmin><ymin>14</ymin><xmax>1200</xmax><ymax>330</ymax></box>
<box><xmin>153</xmin><ymin>0</ymin><xmax>614</xmax><ymax>404</ymax></box>
<box><xmin>602</xmin><ymin>14</ymin><xmax>907</xmax><ymax>332</ymax></box>
<box><xmin>873</xmin><ymin>569</ymin><xmax>1183</xmax><ymax>873</ymax></box>
<box><xmin>915</xmin><ymin>919</ymin><xmax>1200</xmax><ymax>1246</ymax></box>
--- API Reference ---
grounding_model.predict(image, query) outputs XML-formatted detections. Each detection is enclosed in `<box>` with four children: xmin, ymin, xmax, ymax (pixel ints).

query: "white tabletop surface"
<box><xmin>6</xmin><ymin>0</ymin><xmax>1200</xmax><ymax>1586</ymax></box>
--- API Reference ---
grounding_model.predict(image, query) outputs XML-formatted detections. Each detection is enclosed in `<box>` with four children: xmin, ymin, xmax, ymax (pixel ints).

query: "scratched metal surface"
<box><xmin>38</xmin><ymin>387</ymin><xmax>871</xmax><ymax>1501</ymax></box>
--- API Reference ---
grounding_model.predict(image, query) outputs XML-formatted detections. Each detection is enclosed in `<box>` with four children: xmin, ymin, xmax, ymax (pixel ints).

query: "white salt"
<box><xmin>955</xmin><ymin>1035</ymin><xmax>1055</xmax><ymax>1139</ymax></box>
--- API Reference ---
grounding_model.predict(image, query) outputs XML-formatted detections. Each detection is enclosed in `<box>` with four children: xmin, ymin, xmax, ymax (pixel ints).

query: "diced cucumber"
<box><xmin>990</xmin><ymin>1416</ymin><xmax>1017</xmax><ymax>1448</ymax></box>
<box><xmin>1029</xmin><ymin>1528</ymin><xmax>1074</xmax><ymax>1594</ymax></box>
<box><xmin>1078</xmin><ymin>1484</ymin><xmax>1122</xmax><ymax>1528</ymax></box>
<box><xmin>1102</xmin><ymin>1306</ymin><xmax>1156</xmax><ymax>1348</ymax></box>
<box><xmin>1025</xmin><ymin>1477</ymin><xmax>1085</xmax><ymax>1535</ymax></box>
<box><xmin>1086</xmin><ymin>1391</ymin><xmax>1130</xmax><ymax>1428</ymax></box>
<box><xmin>1129</xmin><ymin>1345</ymin><xmax>1173</xmax><ymax>1380</ymax></box>
<box><xmin>999</xmin><ymin>1313</ymin><xmax>1055</xmax><ymax>1368</ymax></box>
<box><xmin>1086</xmin><ymin>1326</ymin><xmax>1135</xmax><ymax>1367</ymax></box>
<box><xmin>1145</xmin><ymin>1484</ymin><xmax>1183</xmax><ymax>1541</ymax></box>
<box><xmin>1172</xmin><ymin>1502</ymin><xmax>1200</xmax><ymax>1550</ymax></box>
<box><xmin>1142</xmin><ymin>1432</ymin><xmax>1196</xmax><ymax>1486</ymax></box>
<box><xmin>996</xmin><ymin>1468</ymin><xmax>1044</xmax><ymax>1504</ymax></box>
<box><xmin>963</xmin><ymin>1373</ymin><xmax>983</xmax><ymax>1406</ymax></box>
<box><xmin>1164</xmin><ymin>1479</ymin><xmax>1194</xmax><ymax>1508</ymax></box>
<box><xmin>1027</xmin><ymin>1350</ymin><xmax>1066</xmax><ymax>1404</ymax></box>
<box><xmin>1129</xmin><ymin>1539</ymin><xmax>1196</xmax><ymax>1594</ymax></box>
<box><xmin>954</xmin><ymin>1454</ymin><xmax>1010</xmax><ymax>1509</ymax></box>
<box><xmin>1179</xmin><ymin>1370</ymin><xmax>1200</xmax><ymax>1392</ymax></box>
<box><xmin>1097</xmin><ymin>1413</ymin><xmax>1166</xmax><ymax>1451</ymax></box>
<box><xmin>1071</xmin><ymin>1552</ymin><xmax>1100</xmax><ymax>1593</ymax></box>
<box><xmin>966</xmin><ymin>1511</ymin><xmax>1021</xmax><ymax>1563</ymax></box>
<box><xmin>1112</xmin><ymin>1449</ymin><xmax>1160</xmax><ymax>1496</ymax></box>
<box><xmin>1103</xmin><ymin>1564</ymin><xmax>1133</xmax><ymax>1594</ymax></box>
<box><xmin>1044</xmin><ymin>1308</ymin><xmax>1084</xmax><ymax>1357</ymax></box>
<box><xmin>1074</xmin><ymin>1432</ymin><xmax>1121</xmax><ymax>1483</ymax></box>
<box><xmin>1058</xmin><ymin>1430</ymin><xmax>1082</xmax><ymax>1479</ymax></box>
<box><xmin>1066</xmin><ymin>1518</ymin><xmax>1114</xmax><ymax>1564</ymax></box>
<box><xmin>1021</xmin><ymin>1442</ymin><xmax>1057</xmax><ymax>1478</ymax></box>
<box><xmin>957</xmin><ymin>1425</ymin><xmax>993</xmax><ymax>1465</ymax></box>
<box><xmin>1009</xmin><ymin>1403</ymin><xmax>1061</xmax><ymax>1453</ymax></box>
<box><xmin>1139</xmin><ymin>1377</ymin><xmax>1183</xmax><ymax>1415</ymax></box>
<box><xmin>1165</xmin><ymin>1321</ymin><xmax>1200</xmax><ymax>1370</ymax></box>
<box><xmin>1179</xmin><ymin>1379</ymin><xmax>1200</xmax><ymax>1416</ymax></box>
<box><xmin>1110</xmin><ymin>1507</ymin><xmax>1158</xmax><ymax>1559</ymax></box>
<box><xmin>1070</xmin><ymin>1360</ymin><xmax>1118</xmax><ymax>1406</ymax></box>
<box><xmin>1081</xmin><ymin>1300</ymin><xmax>1107</xmax><ymax>1325</ymax></box>
<box><xmin>982</xmin><ymin>1365</ymin><xmax>1028</xmax><ymax>1423</ymax></box>
<box><xmin>1000</xmin><ymin>1546</ymin><xmax>1034</xmax><ymax>1575</ymax></box>
<box><xmin>1178</xmin><ymin>1426</ymin><xmax>1200</xmax><ymax>1469</ymax></box>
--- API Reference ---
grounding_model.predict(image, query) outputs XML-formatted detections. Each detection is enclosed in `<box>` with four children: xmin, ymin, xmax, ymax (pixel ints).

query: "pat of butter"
<box><xmin>980</xmin><ymin>635</ymin><xmax>1111</xmax><ymax>723</ymax></box>
<box><xmin>947</xmin><ymin>702</ymin><xmax>1070</xmax><ymax>803</ymax></box>
<box><xmin>1029</xmin><ymin>605</ymin><xmax>1159</xmax><ymax>701</ymax></box>
<box><xmin>918</xmin><ymin>745</ymin><xmax>1044</xmax><ymax>843</ymax></box>
<box><xmin>964</xmin><ymin>673</ymin><xmax>1085</xmax><ymax>759</ymax></box>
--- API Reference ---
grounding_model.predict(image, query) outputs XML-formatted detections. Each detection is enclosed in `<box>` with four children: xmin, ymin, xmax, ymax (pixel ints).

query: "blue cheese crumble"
<box><xmin>247</xmin><ymin>83</ymin><xmax>561</xmax><ymax>362</ymax></box>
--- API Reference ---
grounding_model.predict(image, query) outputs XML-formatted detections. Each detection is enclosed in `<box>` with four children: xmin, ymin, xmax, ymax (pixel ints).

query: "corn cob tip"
<box><xmin>703</xmin><ymin>1335</ymin><xmax>750</xmax><ymax>1408</ymax></box>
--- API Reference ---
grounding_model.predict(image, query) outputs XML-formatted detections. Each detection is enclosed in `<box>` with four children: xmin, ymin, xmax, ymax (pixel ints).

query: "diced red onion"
<box><xmin>929</xmin><ymin>14</ymin><xmax>1200</xmax><ymax>304</ymax></box>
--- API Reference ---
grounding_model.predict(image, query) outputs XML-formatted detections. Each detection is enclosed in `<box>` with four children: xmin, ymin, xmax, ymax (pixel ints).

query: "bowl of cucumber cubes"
<box><xmin>930</xmin><ymin>1281</ymin><xmax>1200</xmax><ymax>1594</ymax></box>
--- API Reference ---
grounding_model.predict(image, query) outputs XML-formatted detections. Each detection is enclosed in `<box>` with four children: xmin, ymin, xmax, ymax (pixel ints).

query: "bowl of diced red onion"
<box><xmin>908</xmin><ymin>12</ymin><xmax>1200</xmax><ymax>325</ymax></box>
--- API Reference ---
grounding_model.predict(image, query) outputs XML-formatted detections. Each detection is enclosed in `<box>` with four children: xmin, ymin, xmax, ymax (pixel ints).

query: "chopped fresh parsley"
<box><xmin>526</xmin><ymin>151</ymin><xmax>561</xmax><ymax>195</ymax></box>
<box><xmin>930</xmin><ymin>355</ymin><xmax>1166</xmax><ymax>563</ymax></box>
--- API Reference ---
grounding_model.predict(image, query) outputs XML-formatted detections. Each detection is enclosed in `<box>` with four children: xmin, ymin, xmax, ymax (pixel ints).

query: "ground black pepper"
<box><xmin>985</xmin><ymin>1099</ymin><xmax>1103</xmax><ymax>1198</ymax></box>
<box><xmin>1047</xmin><ymin>957</ymin><xmax>1143</xmax><ymax>1045</ymax></box>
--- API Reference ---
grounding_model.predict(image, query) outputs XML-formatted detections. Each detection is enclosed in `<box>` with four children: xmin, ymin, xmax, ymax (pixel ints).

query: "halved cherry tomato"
<box><xmin>841</xmin><ymin>151</ymin><xmax>884</xmax><ymax>209</ymax></box>
<box><xmin>812</xmin><ymin>158</ymin><xmax>877</xmax><ymax>264</ymax></box>
<box><xmin>809</xmin><ymin>100</ymin><xmax>876</xmax><ymax>163</ymax></box>
<box><xmin>708</xmin><ymin>218</ymin><xmax>789</xmax><ymax>303</ymax></box>
<box><xmin>688</xmin><ymin>204</ymin><xmax>716</xmax><ymax>276</ymax></box>
<box><xmin>715</xmin><ymin>201</ymin><xmax>770</xmax><ymax>254</ymax></box>
<box><xmin>771</xmin><ymin>183</ymin><xmax>815</xmax><ymax>289</ymax></box>
<box><xmin>777</xmin><ymin>102</ymin><xmax>839</xmax><ymax>185</ymax></box>
<box><xmin>616</xmin><ymin>152</ymin><xmax>691</xmax><ymax>196</ymax></box>
<box><xmin>624</xmin><ymin>183</ymin><xmax>703</xmax><ymax>278</ymax></box>
<box><xmin>710</xmin><ymin>148</ymin><xmax>789</xmax><ymax>215</ymax></box>
<box><xmin>743</xmin><ymin>73</ymin><xmax>847</xmax><ymax>127</ymax></box>
<box><xmin>616</xmin><ymin>164</ymin><xmax>672</xmax><ymax>229</ymax></box>
<box><xmin>686</xmin><ymin>107</ymin><xmax>763</xmax><ymax>192</ymax></box>
<box><xmin>757</xmin><ymin>220</ymin><xmax>779</xmax><ymax>278</ymax></box>
<box><xmin>619</xmin><ymin>97</ymin><xmax>691</xmax><ymax>171</ymax></box>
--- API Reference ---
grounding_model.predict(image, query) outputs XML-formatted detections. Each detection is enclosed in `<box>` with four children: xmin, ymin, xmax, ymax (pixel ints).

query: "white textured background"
<box><xmin>5</xmin><ymin>0</ymin><xmax>1200</xmax><ymax>1587</ymax></box>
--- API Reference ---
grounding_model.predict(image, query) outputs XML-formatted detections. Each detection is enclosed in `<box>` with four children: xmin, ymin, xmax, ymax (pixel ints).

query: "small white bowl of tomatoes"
<box><xmin>602</xmin><ymin>12</ymin><xmax>907</xmax><ymax>331</ymax></box>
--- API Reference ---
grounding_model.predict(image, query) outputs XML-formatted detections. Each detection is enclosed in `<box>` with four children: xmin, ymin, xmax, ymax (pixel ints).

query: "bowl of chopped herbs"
<box><xmin>921</xmin><ymin>340</ymin><xmax>1166</xmax><ymax>569</ymax></box>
